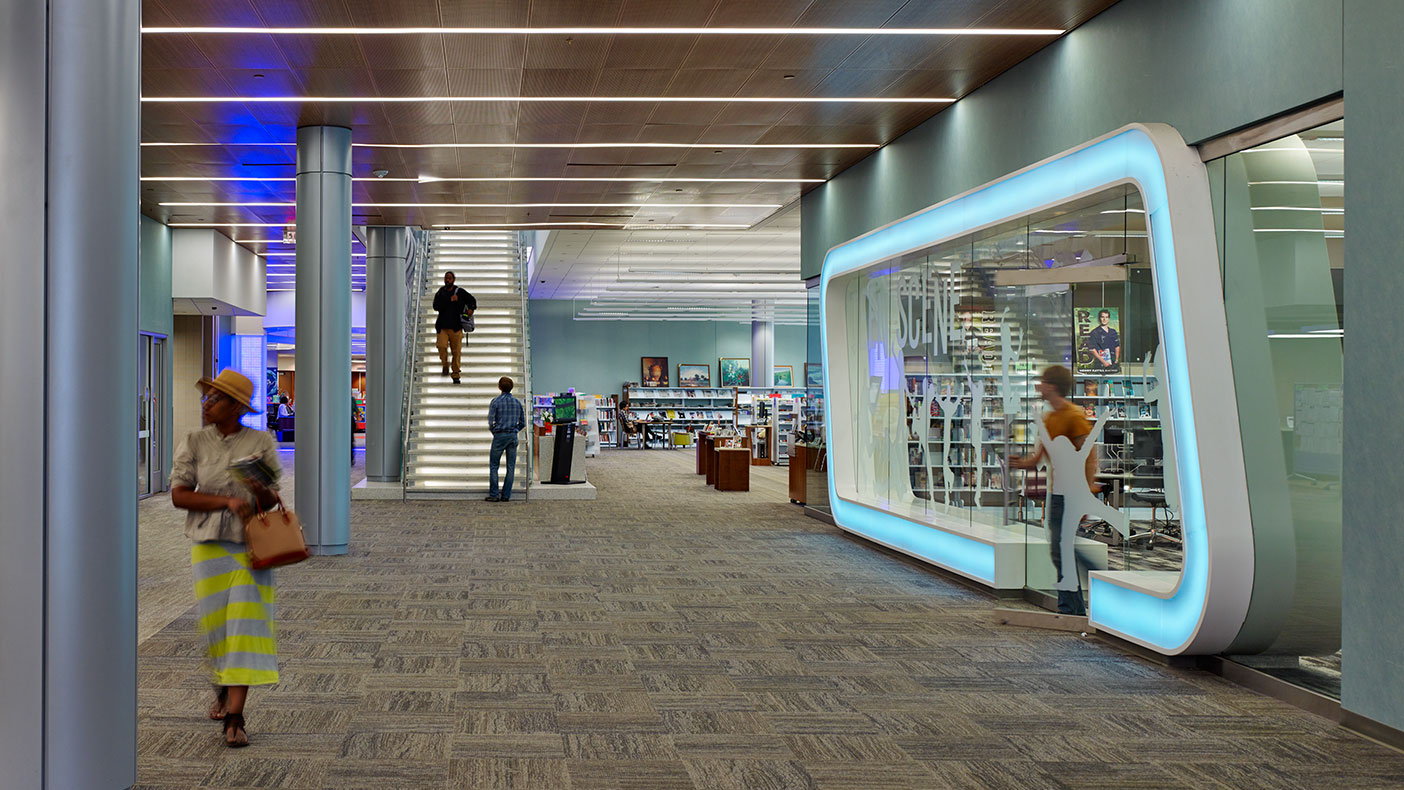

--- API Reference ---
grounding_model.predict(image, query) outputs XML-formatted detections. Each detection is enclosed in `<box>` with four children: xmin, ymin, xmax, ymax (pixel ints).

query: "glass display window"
<box><xmin>830</xmin><ymin>182</ymin><xmax>1180</xmax><ymax>604</ymax></box>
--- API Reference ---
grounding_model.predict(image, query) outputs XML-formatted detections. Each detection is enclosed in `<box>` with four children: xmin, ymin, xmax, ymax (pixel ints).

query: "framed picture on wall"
<box><xmin>773</xmin><ymin>366</ymin><xmax>793</xmax><ymax>387</ymax></box>
<box><xmin>805</xmin><ymin>362</ymin><xmax>823</xmax><ymax>389</ymax></box>
<box><xmin>641</xmin><ymin>356</ymin><xmax>669</xmax><ymax>387</ymax></box>
<box><xmin>678</xmin><ymin>363</ymin><xmax>710</xmax><ymax>387</ymax></box>
<box><xmin>719</xmin><ymin>357</ymin><xmax>751</xmax><ymax>387</ymax></box>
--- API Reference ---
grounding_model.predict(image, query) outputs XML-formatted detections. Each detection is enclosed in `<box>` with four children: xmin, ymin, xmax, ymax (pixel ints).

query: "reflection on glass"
<box><xmin>832</xmin><ymin>184</ymin><xmax>1173</xmax><ymax>606</ymax></box>
<box><xmin>1222</xmin><ymin>120</ymin><xmax>1343</xmax><ymax>697</ymax></box>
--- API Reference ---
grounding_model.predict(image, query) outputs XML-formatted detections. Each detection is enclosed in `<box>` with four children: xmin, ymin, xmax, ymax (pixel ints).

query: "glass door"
<box><xmin>138</xmin><ymin>334</ymin><xmax>165</xmax><ymax>498</ymax></box>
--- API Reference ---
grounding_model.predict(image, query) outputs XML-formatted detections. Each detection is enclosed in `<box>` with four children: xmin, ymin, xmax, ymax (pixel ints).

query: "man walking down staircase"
<box><xmin>404</xmin><ymin>231</ymin><xmax>530</xmax><ymax>497</ymax></box>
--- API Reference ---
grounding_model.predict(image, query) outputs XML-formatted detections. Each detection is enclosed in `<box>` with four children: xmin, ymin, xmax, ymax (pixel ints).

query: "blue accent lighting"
<box><xmin>821</xmin><ymin>128</ymin><xmax>1208</xmax><ymax>654</ymax></box>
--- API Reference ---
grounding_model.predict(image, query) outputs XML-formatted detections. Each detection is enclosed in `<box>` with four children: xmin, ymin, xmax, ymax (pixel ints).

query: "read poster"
<box><xmin>1075</xmin><ymin>306</ymin><xmax>1121</xmax><ymax>374</ymax></box>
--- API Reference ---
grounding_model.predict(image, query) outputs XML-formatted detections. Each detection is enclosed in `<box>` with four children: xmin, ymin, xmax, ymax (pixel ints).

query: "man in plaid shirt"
<box><xmin>486</xmin><ymin>376</ymin><xmax>526</xmax><ymax>501</ymax></box>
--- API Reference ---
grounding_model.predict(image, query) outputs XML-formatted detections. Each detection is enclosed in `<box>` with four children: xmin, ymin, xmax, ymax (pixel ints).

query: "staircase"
<box><xmin>403</xmin><ymin>231</ymin><xmax>530</xmax><ymax>497</ymax></box>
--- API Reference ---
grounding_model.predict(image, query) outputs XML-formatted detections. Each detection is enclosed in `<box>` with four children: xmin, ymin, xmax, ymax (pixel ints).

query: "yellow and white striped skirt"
<box><xmin>192</xmin><ymin>541</ymin><xmax>279</xmax><ymax>687</ymax></box>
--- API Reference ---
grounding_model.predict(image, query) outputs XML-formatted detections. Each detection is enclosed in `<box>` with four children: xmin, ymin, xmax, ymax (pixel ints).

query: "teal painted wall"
<box><xmin>1342</xmin><ymin>0</ymin><xmax>1404</xmax><ymax>735</ymax></box>
<box><xmin>139</xmin><ymin>214</ymin><xmax>173</xmax><ymax>335</ymax></box>
<box><xmin>528</xmin><ymin>300</ymin><xmax>807</xmax><ymax>397</ymax></box>
<box><xmin>799</xmin><ymin>0</ymin><xmax>1404</xmax><ymax>735</ymax></box>
<box><xmin>139</xmin><ymin>214</ymin><xmax>174</xmax><ymax>492</ymax></box>
<box><xmin>800</xmin><ymin>0</ymin><xmax>1343</xmax><ymax>278</ymax></box>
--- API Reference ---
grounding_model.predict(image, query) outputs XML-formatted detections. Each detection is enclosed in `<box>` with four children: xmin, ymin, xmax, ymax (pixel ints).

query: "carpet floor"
<box><xmin>135</xmin><ymin>448</ymin><xmax>1404</xmax><ymax>789</ymax></box>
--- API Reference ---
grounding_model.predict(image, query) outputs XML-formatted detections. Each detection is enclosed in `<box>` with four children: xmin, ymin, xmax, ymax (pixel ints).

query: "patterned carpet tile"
<box><xmin>134</xmin><ymin>449</ymin><xmax>1404</xmax><ymax>789</ymax></box>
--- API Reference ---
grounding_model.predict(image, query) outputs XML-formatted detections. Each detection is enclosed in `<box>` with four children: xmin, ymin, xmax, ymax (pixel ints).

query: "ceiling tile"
<box><xmin>443</xmin><ymin>35</ymin><xmax>528</xmax><ymax>69</ymax></box>
<box><xmin>273</xmin><ymin>36</ymin><xmax>368</xmax><ymax>69</ymax></box>
<box><xmin>357</xmin><ymin>35</ymin><xmax>448</xmax><ymax>70</ymax></box>
<box><xmin>438</xmin><ymin>0</ymin><xmax>530</xmax><ymax>27</ymax></box>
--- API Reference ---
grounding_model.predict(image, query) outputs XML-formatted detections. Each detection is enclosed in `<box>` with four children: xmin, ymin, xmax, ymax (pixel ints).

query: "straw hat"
<box><xmin>198</xmin><ymin>369</ymin><xmax>257</xmax><ymax>413</ymax></box>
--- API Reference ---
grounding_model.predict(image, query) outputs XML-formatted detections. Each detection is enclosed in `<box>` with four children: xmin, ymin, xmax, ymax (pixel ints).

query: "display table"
<box><xmin>697</xmin><ymin>433</ymin><xmax>714</xmax><ymax>476</ymax></box>
<box><xmin>715</xmin><ymin>448</ymin><xmax>751</xmax><ymax>492</ymax></box>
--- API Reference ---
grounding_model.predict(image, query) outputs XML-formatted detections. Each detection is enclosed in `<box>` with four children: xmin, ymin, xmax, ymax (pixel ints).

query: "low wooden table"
<box><xmin>715</xmin><ymin>447</ymin><xmax>751</xmax><ymax>492</ymax></box>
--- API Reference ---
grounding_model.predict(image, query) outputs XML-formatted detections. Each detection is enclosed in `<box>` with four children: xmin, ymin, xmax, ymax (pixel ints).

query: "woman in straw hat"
<box><xmin>170</xmin><ymin>369</ymin><xmax>282</xmax><ymax>747</ymax></box>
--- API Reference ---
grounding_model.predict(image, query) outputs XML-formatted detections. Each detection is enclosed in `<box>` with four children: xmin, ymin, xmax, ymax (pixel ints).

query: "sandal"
<box><xmin>208</xmin><ymin>686</ymin><xmax>228</xmax><ymax>721</ymax></box>
<box><xmin>223</xmin><ymin>712</ymin><xmax>249</xmax><ymax>748</ymax></box>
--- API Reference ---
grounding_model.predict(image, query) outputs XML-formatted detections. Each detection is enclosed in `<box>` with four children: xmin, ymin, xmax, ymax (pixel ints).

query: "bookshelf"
<box><xmin>623</xmin><ymin>386</ymin><xmax>736</xmax><ymax>449</ymax></box>
<box><xmin>736</xmin><ymin>387</ymin><xmax>807</xmax><ymax>465</ymax></box>
<box><xmin>902</xmin><ymin>366</ymin><xmax>1161</xmax><ymax>506</ymax></box>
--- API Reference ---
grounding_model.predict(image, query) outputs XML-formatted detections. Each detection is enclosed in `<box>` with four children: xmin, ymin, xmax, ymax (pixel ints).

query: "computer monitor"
<box><xmin>1133</xmin><ymin>429</ymin><xmax>1162</xmax><ymax>461</ymax></box>
<box><xmin>552</xmin><ymin>394</ymin><xmax>577</xmax><ymax>424</ymax></box>
<box><xmin>1104</xmin><ymin>426</ymin><xmax>1126</xmax><ymax>447</ymax></box>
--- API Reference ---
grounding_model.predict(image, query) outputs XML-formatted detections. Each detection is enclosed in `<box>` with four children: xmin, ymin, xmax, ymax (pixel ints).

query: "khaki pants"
<box><xmin>436</xmin><ymin>329</ymin><xmax>463</xmax><ymax>377</ymax></box>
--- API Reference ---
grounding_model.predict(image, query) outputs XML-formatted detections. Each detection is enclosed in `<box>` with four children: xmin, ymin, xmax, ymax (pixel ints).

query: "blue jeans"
<box><xmin>1047</xmin><ymin>494</ymin><xmax>1086</xmax><ymax>616</ymax></box>
<box><xmin>489</xmin><ymin>433</ymin><xmax>518</xmax><ymax>499</ymax></box>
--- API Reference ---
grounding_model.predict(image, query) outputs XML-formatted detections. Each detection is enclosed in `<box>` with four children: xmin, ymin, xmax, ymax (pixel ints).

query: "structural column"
<box><xmin>0</xmin><ymin>1</ymin><xmax>140</xmax><ymax>788</ymax></box>
<box><xmin>365</xmin><ymin>226</ymin><xmax>410</xmax><ymax>482</ymax></box>
<box><xmin>296</xmin><ymin>126</ymin><xmax>353</xmax><ymax>554</ymax></box>
<box><xmin>752</xmin><ymin>314</ymin><xmax>775</xmax><ymax>387</ymax></box>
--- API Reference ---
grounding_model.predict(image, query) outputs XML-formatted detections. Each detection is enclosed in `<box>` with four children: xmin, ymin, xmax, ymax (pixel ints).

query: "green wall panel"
<box><xmin>528</xmin><ymin>300</ymin><xmax>807</xmax><ymax>397</ymax></box>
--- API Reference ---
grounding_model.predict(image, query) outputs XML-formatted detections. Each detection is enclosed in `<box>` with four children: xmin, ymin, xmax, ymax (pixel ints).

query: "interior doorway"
<box><xmin>139</xmin><ymin>333</ymin><xmax>166</xmax><ymax>498</ymax></box>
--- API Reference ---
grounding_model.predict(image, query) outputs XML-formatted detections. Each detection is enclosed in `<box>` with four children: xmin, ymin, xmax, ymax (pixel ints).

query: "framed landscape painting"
<box><xmin>719</xmin><ymin>357</ymin><xmax>751</xmax><ymax>387</ymax></box>
<box><xmin>805</xmin><ymin>362</ymin><xmax>823</xmax><ymax>388</ymax></box>
<box><xmin>678</xmin><ymin>363</ymin><xmax>710</xmax><ymax>387</ymax></box>
<box><xmin>773</xmin><ymin>366</ymin><xmax>793</xmax><ymax>387</ymax></box>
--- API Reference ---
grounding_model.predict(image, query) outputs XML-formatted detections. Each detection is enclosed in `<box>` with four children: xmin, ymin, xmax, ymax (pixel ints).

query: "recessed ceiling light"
<box><xmin>141</xmin><ymin>95</ymin><xmax>953</xmax><ymax>104</ymax></box>
<box><xmin>142</xmin><ymin>26</ymin><xmax>1065</xmax><ymax>37</ymax></box>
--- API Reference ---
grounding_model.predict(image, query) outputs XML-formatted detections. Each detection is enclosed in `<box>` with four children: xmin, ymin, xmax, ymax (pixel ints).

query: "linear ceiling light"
<box><xmin>144</xmin><ymin>175</ymin><xmax>823</xmax><ymax>184</ymax></box>
<box><xmin>161</xmin><ymin>201</ymin><xmax>782</xmax><ymax>208</ymax></box>
<box><xmin>142</xmin><ymin>26</ymin><xmax>1063</xmax><ymax>36</ymax></box>
<box><xmin>418</xmin><ymin>176</ymin><xmax>823</xmax><ymax>184</ymax></box>
<box><xmin>434</xmin><ymin>222</ymin><xmax>750</xmax><ymax>229</ymax></box>
<box><xmin>141</xmin><ymin>142</ymin><xmax>878</xmax><ymax>149</ymax></box>
<box><xmin>262</xmin><ymin>252</ymin><xmax>367</xmax><ymax>257</ymax></box>
<box><xmin>142</xmin><ymin>95</ymin><xmax>951</xmax><ymax>104</ymax></box>
<box><xmin>142</xmin><ymin>176</ymin><xmax>417</xmax><ymax>182</ymax></box>
<box><xmin>170</xmin><ymin>222</ymin><xmax>289</xmax><ymax>227</ymax></box>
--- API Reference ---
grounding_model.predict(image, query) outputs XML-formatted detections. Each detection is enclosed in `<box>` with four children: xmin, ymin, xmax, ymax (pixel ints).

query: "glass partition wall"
<box><xmin>835</xmin><ymin>184</ymin><xmax>1172</xmax><ymax>606</ymax></box>
<box><xmin>1217</xmin><ymin>120</ymin><xmax>1344</xmax><ymax>696</ymax></box>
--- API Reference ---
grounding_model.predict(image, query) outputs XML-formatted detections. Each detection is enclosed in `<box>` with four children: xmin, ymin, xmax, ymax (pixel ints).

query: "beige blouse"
<box><xmin>170</xmin><ymin>425</ymin><xmax>282</xmax><ymax>543</ymax></box>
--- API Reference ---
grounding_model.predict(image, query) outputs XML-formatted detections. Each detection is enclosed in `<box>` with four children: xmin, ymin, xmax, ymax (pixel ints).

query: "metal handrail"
<box><xmin>398</xmin><ymin>230</ymin><xmax>429</xmax><ymax>491</ymax></box>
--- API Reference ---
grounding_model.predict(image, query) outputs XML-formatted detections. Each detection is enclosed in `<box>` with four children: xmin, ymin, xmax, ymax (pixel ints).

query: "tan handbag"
<box><xmin>245</xmin><ymin>495</ymin><xmax>310</xmax><ymax>570</ymax></box>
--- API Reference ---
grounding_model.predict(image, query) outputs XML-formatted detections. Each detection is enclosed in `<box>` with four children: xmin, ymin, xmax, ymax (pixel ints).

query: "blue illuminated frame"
<box><xmin>820</xmin><ymin>124</ymin><xmax>1253</xmax><ymax>655</ymax></box>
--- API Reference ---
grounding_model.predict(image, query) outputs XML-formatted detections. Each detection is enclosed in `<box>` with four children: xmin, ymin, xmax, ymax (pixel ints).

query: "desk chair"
<box><xmin>619</xmin><ymin>416</ymin><xmax>645</xmax><ymax>449</ymax></box>
<box><xmin>1126</xmin><ymin>462</ymin><xmax>1179</xmax><ymax>548</ymax></box>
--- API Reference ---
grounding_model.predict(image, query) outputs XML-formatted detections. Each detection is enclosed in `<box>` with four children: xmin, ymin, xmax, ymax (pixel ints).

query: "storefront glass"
<box><xmin>831</xmin><ymin>184</ymin><xmax>1173</xmax><ymax>602</ymax></box>
<box><xmin>1217</xmin><ymin>120</ymin><xmax>1344</xmax><ymax>695</ymax></box>
<box><xmin>804</xmin><ymin>280</ymin><xmax>831</xmax><ymax>514</ymax></box>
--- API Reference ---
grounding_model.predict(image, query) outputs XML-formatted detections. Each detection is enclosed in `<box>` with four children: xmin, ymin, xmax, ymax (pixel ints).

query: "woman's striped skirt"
<box><xmin>192</xmin><ymin>541</ymin><xmax>279</xmax><ymax>686</ymax></box>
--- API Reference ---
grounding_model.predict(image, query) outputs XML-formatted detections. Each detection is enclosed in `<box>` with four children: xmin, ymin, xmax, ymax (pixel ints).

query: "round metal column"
<box><xmin>295</xmin><ymin>126</ymin><xmax>353</xmax><ymax>555</ymax></box>
<box><xmin>365</xmin><ymin>226</ymin><xmax>409</xmax><ymax>482</ymax></box>
<box><xmin>0</xmin><ymin>1</ymin><xmax>140</xmax><ymax>787</ymax></box>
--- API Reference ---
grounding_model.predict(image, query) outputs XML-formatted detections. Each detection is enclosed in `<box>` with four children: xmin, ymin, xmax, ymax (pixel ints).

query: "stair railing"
<box><xmin>516</xmin><ymin>232</ymin><xmax>534</xmax><ymax>492</ymax></box>
<box><xmin>399</xmin><ymin>230</ymin><xmax>430</xmax><ymax>491</ymax></box>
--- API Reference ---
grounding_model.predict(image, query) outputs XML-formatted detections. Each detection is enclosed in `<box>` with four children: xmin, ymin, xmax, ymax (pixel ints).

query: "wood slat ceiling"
<box><xmin>140</xmin><ymin>0</ymin><xmax>1119</xmax><ymax>247</ymax></box>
